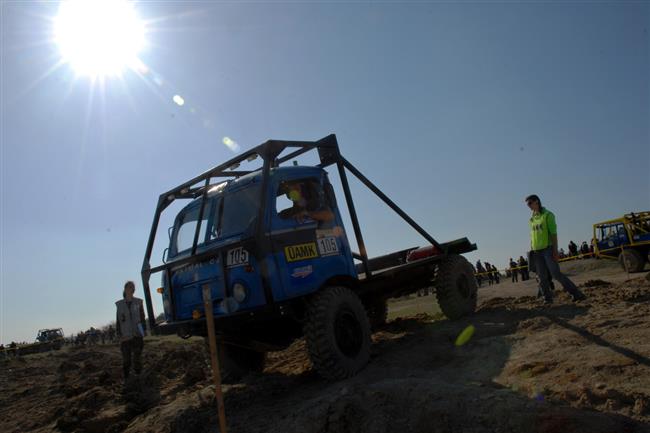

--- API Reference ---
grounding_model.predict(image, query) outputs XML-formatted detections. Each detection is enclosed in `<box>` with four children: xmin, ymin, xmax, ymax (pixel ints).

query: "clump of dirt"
<box><xmin>2</xmin><ymin>276</ymin><xmax>650</xmax><ymax>433</ymax></box>
<box><xmin>584</xmin><ymin>279</ymin><xmax>612</xmax><ymax>287</ymax></box>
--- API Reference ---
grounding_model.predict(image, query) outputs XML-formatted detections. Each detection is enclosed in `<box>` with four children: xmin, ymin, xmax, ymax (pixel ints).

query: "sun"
<box><xmin>53</xmin><ymin>0</ymin><xmax>146</xmax><ymax>77</ymax></box>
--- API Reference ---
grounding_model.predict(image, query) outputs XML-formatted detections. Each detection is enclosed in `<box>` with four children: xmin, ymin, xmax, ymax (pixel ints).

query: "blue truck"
<box><xmin>593</xmin><ymin>212</ymin><xmax>650</xmax><ymax>272</ymax></box>
<box><xmin>141</xmin><ymin>135</ymin><xmax>477</xmax><ymax>380</ymax></box>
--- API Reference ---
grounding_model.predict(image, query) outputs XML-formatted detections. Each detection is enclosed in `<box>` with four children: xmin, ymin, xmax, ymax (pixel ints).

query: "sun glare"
<box><xmin>54</xmin><ymin>0</ymin><xmax>145</xmax><ymax>77</ymax></box>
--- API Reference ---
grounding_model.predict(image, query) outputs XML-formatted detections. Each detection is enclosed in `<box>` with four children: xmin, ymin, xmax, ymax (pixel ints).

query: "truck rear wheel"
<box><xmin>435</xmin><ymin>255</ymin><xmax>478</xmax><ymax>320</ymax></box>
<box><xmin>305</xmin><ymin>286</ymin><xmax>371</xmax><ymax>380</ymax></box>
<box><xmin>618</xmin><ymin>249</ymin><xmax>645</xmax><ymax>273</ymax></box>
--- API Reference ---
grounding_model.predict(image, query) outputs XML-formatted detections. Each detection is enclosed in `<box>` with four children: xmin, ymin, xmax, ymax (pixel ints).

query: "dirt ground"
<box><xmin>1</xmin><ymin>259</ymin><xmax>649</xmax><ymax>433</ymax></box>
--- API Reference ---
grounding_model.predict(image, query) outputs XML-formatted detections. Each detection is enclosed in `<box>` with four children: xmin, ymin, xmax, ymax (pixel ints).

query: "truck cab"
<box><xmin>160</xmin><ymin>166</ymin><xmax>356</xmax><ymax>325</ymax></box>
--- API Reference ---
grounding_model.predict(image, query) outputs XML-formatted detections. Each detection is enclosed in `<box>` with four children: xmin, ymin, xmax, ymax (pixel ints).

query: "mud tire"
<box><xmin>305</xmin><ymin>286</ymin><xmax>371</xmax><ymax>380</ymax></box>
<box><xmin>618</xmin><ymin>249</ymin><xmax>645</xmax><ymax>273</ymax></box>
<box><xmin>435</xmin><ymin>255</ymin><xmax>478</xmax><ymax>320</ymax></box>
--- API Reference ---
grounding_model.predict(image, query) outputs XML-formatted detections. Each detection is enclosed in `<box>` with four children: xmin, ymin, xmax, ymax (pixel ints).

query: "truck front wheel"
<box><xmin>435</xmin><ymin>255</ymin><xmax>478</xmax><ymax>320</ymax></box>
<box><xmin>618</xmin><ymin>249</ymin><xmax>645</xmax><ymax>273</ymax></box>
<box><xmin>305</xmin><ymin>286</ymin><xmax>371</xmax><ymax>380</ymax></box>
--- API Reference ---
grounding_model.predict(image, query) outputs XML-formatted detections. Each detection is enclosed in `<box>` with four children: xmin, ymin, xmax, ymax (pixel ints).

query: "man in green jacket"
<box><xmin>526</xmin><ymin>194</ymin><xmax>586</xmax><ymax>304</ymax></box>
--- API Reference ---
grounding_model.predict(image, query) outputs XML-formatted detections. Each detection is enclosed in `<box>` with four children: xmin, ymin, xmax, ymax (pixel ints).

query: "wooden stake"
<box><xmin>202</xmin><ymin>284</ymin><xmax>228</xmax><ymax>433</ymax></box>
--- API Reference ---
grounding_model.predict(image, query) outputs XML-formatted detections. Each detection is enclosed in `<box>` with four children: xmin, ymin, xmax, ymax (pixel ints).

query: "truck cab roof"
<box><xmin>183</xmin><ymin>165</ymin><xmax>326</xmax><ymax>209</ymax></box>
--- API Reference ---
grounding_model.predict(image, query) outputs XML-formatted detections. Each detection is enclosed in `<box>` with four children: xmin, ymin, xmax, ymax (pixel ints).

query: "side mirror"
<box><xmin>162</xmin><ymin>248</ymin><xmax>169</xmax><ymax>263</ymax></box>
<box><xmin>168</xmin><ymin>226</ymin><xmax>173</xmax><ymax>241</ymax></box>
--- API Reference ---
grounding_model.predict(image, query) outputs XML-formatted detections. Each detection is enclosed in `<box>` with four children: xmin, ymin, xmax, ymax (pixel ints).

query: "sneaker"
<box><xmin>543</xmin><ymin>298</ymin><xmax>553</xmax><ymax>305</ymax></box>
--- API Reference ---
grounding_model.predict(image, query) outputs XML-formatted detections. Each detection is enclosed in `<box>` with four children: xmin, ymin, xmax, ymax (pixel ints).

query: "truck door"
<box><xmin>269</xmin><ymin>175</ymin><xmax>355</xmax><ymax>300</ymax></box>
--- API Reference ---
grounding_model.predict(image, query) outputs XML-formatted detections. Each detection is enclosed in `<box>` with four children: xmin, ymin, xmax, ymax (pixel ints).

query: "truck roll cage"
<box><xmin>142</xmin><ymin>134</ymin><xmax>472</xmax><ymax>331</ymax></box>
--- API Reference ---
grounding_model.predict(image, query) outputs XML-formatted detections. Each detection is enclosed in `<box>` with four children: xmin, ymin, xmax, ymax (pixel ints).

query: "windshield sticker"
<box><xmin>291</xmin><ymin>265</ymin><xmax>313</xmax><ymax>279</ymax></box>
<box><xmin>226</xmin><ymin>247</ymin><xmax>249</xmax><ymax>268</ymax></box>
<box><xmin>285</xmin><ymin>242</ymin><xmax>318</xmax><ymax>262</ymax></box>
<box><xmin>317</xmin><ymin>236</ymin><xmax>339</xmax><ymax>256</ymax></box>
<box><xmin>316</xmin><ymin>229</ymin><xmax>336</xmax><ymax>238</ymax></box>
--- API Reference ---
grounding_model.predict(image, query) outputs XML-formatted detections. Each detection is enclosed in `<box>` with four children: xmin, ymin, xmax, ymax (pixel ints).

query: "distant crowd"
<box><xmin>473</xmin><ymin>239</ymin><xmax>596</xmax><ymax>287</ymax></box>
<box><xmin>557</xmin><ymin>240</ymin><xmax>594</xmax><ymax>259</ymax></box>
<box><xmin>473</xmin><ymin>260</ymin><xmax>502</xmax><ymax>287</ymax></box>
<box><xmin>1</xmin><ymin>325</ymin><xmax>119</xmax><ymax>358</ymax></box>
<box><xmin>68</xmin><ymin>325</ymin><xmax>118</xmax><ymax>346</ymax></box>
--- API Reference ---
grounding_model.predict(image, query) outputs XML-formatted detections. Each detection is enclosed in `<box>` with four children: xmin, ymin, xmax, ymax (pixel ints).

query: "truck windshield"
<box><xmin>171</xmin><ymin>184</ymin><xmax>261</xmax><ymax>257</ymax></box>
<box><xmin>172</xmin><ymin>199</ymin><xmax>214</xmax><ymax>256</ymax></box>
<box><xmin>217</xmin><ymin>184</ymin><xmax>261</xmax><ymax>239</ymax></box>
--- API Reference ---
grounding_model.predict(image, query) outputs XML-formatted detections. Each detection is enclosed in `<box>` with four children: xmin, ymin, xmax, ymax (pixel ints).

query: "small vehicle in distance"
<box><xmin>593</xmin><ymin>211</ymin><xmax>650</xmax><ymax>272</ymax></box>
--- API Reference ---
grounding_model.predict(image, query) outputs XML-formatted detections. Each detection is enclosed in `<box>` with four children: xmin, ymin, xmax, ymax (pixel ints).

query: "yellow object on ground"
<box><xmin>455</xmin><ymin>325</ymin><xmax>475</xmax><ymax>346</ymax></box>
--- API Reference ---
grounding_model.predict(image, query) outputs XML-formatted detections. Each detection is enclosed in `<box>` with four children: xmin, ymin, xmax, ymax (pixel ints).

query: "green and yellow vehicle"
<box><xmin>593</xmin><ymin>212</ymin><xmax>650</xmax><ymax>272</ymax></box>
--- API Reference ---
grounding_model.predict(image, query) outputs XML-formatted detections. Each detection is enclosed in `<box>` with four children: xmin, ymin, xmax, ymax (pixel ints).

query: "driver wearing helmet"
<box><xmin>279</xmin><ymin>181</ymin><xmax>334</xmax><ymax>224</ymax></box>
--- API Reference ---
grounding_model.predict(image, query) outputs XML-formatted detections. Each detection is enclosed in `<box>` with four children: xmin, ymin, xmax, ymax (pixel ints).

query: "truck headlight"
<box><xmin>232</xmin><ymin>282</ymin><xmax>247</xmax><ymax>303</ymax></box>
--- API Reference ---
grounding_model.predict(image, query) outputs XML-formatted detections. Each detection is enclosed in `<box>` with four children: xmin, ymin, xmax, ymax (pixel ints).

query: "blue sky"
<box><xmin>1</xmin><ymin>1</ymin><xmax>648</xmax><ymax>343</ymax></box>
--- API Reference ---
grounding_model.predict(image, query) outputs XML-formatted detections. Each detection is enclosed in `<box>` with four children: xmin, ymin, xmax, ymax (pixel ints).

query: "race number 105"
<box><xmin>317</xmin><ymin>237</ymin><xmax>339</xmax><ymax>256</ymax></box>
<box><xmin>226</xmin><ymin>247</ymin><xmax>249</xmax><ymax>267</ymax></box>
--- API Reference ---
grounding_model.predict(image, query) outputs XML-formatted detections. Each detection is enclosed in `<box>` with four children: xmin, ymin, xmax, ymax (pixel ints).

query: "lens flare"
<box><xmin>223</xmin><ymin>137</ymin><xmax>240</xmax><ymax>152</ymax></box>
<box><xmin>172</xmin><ymin>94</ymin><xmax>185</xmax><ymax>106</ymax></box>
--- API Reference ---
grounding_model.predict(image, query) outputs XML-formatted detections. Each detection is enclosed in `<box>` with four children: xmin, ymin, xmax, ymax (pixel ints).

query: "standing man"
<box><xmin>475</xmin><ymin>260</ymin><xmax>485</xmax><ymax>288</ymax></box>
<box><xmin>485</xmin><ymin>262</ymin><xmax>494</xmax><ymax>285</ymax></box>
<box><xmin>116</xmin><ymin>281</ymin><xmax>146</xmax><ymax>380</ymax></box>
<box><xmin>492</xmin><ymin>264</ymin><xmax>500</xmax><ymax>284</ymax></box>
<box><xmin>509</xmin><ymin>258</ymin><xmax>519</xmax><ymax>282</ymax></box>
<box><xmin>518</xmin><ymin>255</ymin><xmax>529</xmax><ymax>280</ymax></box>
<box><xmin>568</xmin><ymin>241</ymin><xmax>578</xmax><ymax>257</ymax></box>
<box><xmin>526</xmin><ymin>195</ymin><xmax>586</xmax><ymax>304</ymax></box>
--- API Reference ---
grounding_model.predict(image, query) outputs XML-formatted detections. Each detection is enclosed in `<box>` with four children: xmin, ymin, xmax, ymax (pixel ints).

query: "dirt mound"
<box><xmin>560</xmin><ymin>258</ymin><xmax>620</xmax><ymax>274</ymax></box>
<box><xmin>272</xmin><ymin>379</ymin><xmax>644</xmax><ymax>433</ymax></box>
<box><xmin>584</xmin><ymin>279</ymin><xmax>612</xmax><ymax>287</ymax></box>
<box><xmin>2</xmin><ymin>277</ymin><xmax>650</xmax><ymax>433</ymax></box>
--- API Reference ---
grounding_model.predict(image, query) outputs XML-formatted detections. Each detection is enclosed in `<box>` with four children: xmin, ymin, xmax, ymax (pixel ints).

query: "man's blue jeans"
<box><xmin>532</xmin><ymin>247</ymin><xmax>582</xmax><ymax>301</ymax></box>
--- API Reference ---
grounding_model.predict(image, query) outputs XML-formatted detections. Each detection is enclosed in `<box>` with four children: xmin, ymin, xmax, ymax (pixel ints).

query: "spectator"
<box><xmin>485</xmin><ymin>262</ymin><xmax>494</xmax><ymax>285</ymax></box>
<box><xmin>116</xmin><ymin>281</ymin><xmax>146</xmax><ymax>380</ymax></box>
<box><xmin>518</xmin><ymin>255</ymin><xmax>529</xmax><ymax>280</ymax></box>
<box><xmin>475</xmin><ymin>260</ymin><xmax>485</xmax><ymax>288</ymax></box>
<box><xmin>509</xmin><ymin>258</ymin><xmax>518</xmax><ymax>282</ymax></box>
<box><xmin>525</xmin><ymin>194</ymin><xmax>587</xmax><ymax>304</ymax></box>
<box><xmin>492</xmin><ymin>264</ymin><xmax>500</xmax><ymax>284</ymax></box>
<box><xmin>568</xmin><ymin>240</ymin><xmax>578</xmax><ymax>257</ymax></box>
